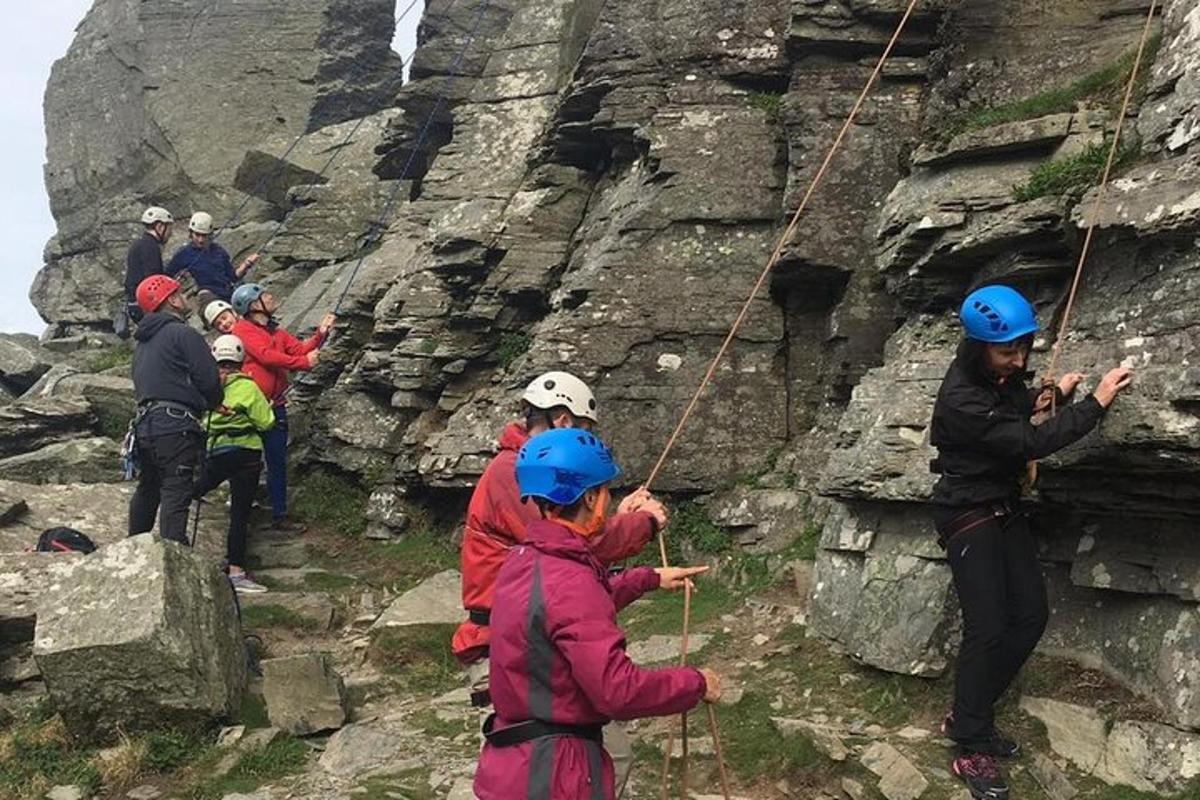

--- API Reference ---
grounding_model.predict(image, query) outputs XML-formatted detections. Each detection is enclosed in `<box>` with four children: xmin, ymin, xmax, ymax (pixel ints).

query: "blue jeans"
<box><xmin>263</xmin><ymin>405</ymin><xmax>289</xmax><ymax>521</ymax></box>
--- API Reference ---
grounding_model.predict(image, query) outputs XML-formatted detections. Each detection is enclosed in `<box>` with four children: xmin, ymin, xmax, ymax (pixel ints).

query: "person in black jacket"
<box><xmin>129</xmin><ymin>274</ymin><xmax>223</xmax><ymax>545</ymax></box>
<box><xmin>930</xmin><ymin>285</ymin><xmax>1133</xmax><ymax>800</ymax></box>
<box><xmin>123</xmin><ymin>207</ymin><xmax>175</xmax><ymax>324</ymax></box>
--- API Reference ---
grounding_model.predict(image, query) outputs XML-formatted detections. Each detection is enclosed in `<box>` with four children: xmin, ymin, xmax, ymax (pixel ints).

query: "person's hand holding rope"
<box><xmin>655</xmin><ymin>565</ymin><xmax>709</xmax><ymax>591</ymax></box>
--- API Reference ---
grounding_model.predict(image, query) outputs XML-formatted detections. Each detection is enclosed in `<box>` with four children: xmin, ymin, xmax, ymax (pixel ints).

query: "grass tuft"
<box><xmin>240</xmin><ymin>603</ymin><xmax>320</xmax><ymax>633</ymax></box>
<box><xmin>495</xmin><ymin>332</ymin><xmax>533</xmax><ymax>368</ymax></box>
<box><xmin>88</xmin><ymin>343</ymin><xmax>134</xmax><ymax>373</ymax></box>
<box><xmin>933</xmin><ymin>33</ymin><xmax>1163</xmax><ymax>144</ymax></box>
<box><xmin>748</xmin><ymin>91</ymin><xmax>784</xmax><ymax>124</ymax></box>
<box><xmin>368</xmin><ymin>623</ymin><xmax>461</xmax><ymax>695</ymax></box>
<box><xmin>1013</xmin><ymin>140</ymin><xmax>1139</xmax><ymax>202</ymax></box>
<box><xmin>292</xmin><ymin>469</ymin><xmax>369</xmax><ymax>537</ymax></box>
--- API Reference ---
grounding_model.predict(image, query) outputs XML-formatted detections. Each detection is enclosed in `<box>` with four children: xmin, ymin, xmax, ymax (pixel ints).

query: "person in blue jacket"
<box><xmin>166</xmin><ymin>211</ymin><xmax>260</xmax><ymax>306</ymax></box>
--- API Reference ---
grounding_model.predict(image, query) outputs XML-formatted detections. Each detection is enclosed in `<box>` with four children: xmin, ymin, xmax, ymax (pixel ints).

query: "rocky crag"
<box><xmin>9</xmin><ymin>0</ymin><xmax>1200</xmax><ymax>795</ymax></box>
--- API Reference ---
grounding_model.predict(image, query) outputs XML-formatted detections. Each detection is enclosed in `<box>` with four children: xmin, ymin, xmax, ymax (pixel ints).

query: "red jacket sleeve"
<box><xmin>609</xmin><ymin>566</ymin><xmax>659</xmax><ymax>612</ymax></box>
<box><xmin>238</xmin><ymin>324</ymin><xmax>311</xmax><ymax>371</ymax></box>
<box><xmin>278</xmin><ymin>326</ymin><xmax>324</xmax><ymax>357</ymax></box>
<box><xmin>590</xmin><ymin>511</ymin><xmax>656</xmax><ymax>565</ymax></box>
<box><xmin>549</xmin><ymin>576</ymin><xmax>706</xmax><ymax>721</ymax></box>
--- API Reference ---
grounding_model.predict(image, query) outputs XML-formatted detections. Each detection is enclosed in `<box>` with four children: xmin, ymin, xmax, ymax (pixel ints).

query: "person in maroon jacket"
<box><xmin>475</xmin><ymin>428</ymin><xmax>721</xmax><ymax>800</ymax></box>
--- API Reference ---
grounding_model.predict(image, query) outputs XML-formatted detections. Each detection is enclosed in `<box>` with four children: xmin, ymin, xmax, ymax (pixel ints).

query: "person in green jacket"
<box><xmin>195</xmin><ymin>334</ymin><xmax>276</xmax><ymax>593</ymax></box>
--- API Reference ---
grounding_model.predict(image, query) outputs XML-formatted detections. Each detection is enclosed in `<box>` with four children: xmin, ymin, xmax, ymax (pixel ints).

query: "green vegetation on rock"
<box><xmin>935</xmin><ymin>33</ymin><xmax>1162</xmax><ymax>143</ymax></box>
<box><xmin>240</xmin><ymin>603</ymin><xmax>321</xmax><ymax>632</ymax></box>
<box><xmin>495</xmin><ymin>331</ymin><xmax>533</xmax><ymax>368</ymax></box>
<box><xmin>748</xmin><ymin>91</ymin><xmax>784</xmax><ymax>124</ymax></box>
<box><xmin>293</xmin><ymin>469</ymin><xmax>369</xmax><ymax>536</ymax></box>
<box><xmin>368</xmin><ymin>623</ymin><xmax>461</xmax><ymax>695</ymax></box>
<box><xmin>1013</xmin><ymin>140</ymin><xmax>1139</xmax><ymax>202</ymax></box>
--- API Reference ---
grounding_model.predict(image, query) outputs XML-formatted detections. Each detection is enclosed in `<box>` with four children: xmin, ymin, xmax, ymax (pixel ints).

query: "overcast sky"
<box><xmin>0</xmin><ymin>2</ymin><xmax>421</xmax><ymax>335</ymax></box>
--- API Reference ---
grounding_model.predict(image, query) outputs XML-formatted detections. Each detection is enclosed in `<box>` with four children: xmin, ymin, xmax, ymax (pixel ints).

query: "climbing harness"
<box><xmin>646</xmin><ymin>2</ymin><xmax>922</xmax><ymax>796</ymax></box>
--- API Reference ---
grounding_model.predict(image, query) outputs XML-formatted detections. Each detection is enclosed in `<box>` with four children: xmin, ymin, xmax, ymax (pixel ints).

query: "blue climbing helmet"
<box><xmin>516</xmin><ymin>428</ymin><xmax>621</xmax><ymax>507</ymax></box>
<box><xmin>959</xmin><ymin>285</ymin><xmax>1039</xmax><ymax>343</ymax></box>
<box><xmin>231</xmin><ymin>283</ymin><xmax>266</xmax><ymax>316</ymax></box>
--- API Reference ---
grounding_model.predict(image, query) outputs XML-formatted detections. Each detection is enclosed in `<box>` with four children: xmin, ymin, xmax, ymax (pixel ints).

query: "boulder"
<box><xmin>0</xmin><ymin>437</ymin><xmax>121</xmax><ymax>485</ymax></box>
<box><xmin>0</xmin><ymin>334</ymin><xmax>57</xmax><ymax>395</ymax></box>
<box><xmin>318</xmin><ymin>720</ymin><xmax>423</xmax><ymax>777</ymax></box>
<box><xmin>33</xmin><ymin>535</ymin><xmax>246</xmax><ymax>741</ymax></box>
<box><xmin>371</xmin><ymin>570</ymin><xmax>463</xmax><ymax>630</ymax></box>
<box><xmin>0</xmin><ymin>397</ymin><xmax>95</xmax><ymax>458</ymax></box>
<box><xmin>261</xmin><ymin>653</ymin><xmax>348</xmax><ymax>736</ymax></box>
<box><xmin>0</xmin><ymin>552</ymin><xmax>86</xmax><ymax>644</ymax></box>
<box><xmin>708</xmin><ymin>487</ymin><xmax>810</xmax><ymax>552</ymax></box>
<box><xmin>23</xmin><ymin>367</ymin><xmax>135</xmax><ymax>438</ymax></box>
<box><xmin>626</xmin><ymin>634</ymin><xmax>712</xmax><ymax>666</ymax></box>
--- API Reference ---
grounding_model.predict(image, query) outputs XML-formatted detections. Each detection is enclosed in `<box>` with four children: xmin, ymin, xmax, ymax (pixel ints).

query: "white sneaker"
<box><xmin>230</xmin><ymin>573</ymin><xmax>268</xmax><ymax>594</ymax></box>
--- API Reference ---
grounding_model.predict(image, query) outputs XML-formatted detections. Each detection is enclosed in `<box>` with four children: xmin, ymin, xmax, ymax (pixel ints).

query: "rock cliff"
<box><xmin>24</xmin><ymin>0</ymin><xmax>1200</xmax><ymax>752</ymax></box>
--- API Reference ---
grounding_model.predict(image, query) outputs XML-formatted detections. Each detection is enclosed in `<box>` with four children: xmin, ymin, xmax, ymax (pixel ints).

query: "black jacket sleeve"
<box><xmin>124</xmin><ymin>237</ymin><xmax>163</xmax><ymax>300</ymax></box>
<box><xmin>939</xmin><ymin>384</ymin><xmax>1106</xmax><ymax>462</ymax></box>
<box><xmin>181</xmin><ymin>328</ymin><xmax>223</xmax><ymax>410</ymax></box>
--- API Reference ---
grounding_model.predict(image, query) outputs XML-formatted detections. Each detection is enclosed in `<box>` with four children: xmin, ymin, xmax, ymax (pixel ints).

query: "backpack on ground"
<box><xmin>35</xmin><ymin>527</ymin><xmax>97</xmax><ymax>555</ymax></box>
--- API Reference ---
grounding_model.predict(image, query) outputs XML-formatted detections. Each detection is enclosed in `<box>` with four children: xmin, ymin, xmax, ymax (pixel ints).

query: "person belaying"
<box><xmin>473</xmin><ymin>427</ymin><xmax>721</xmax><ymax>800</ymax></box>
<box><xmin>231</xmin><ymin>283</ymin><xmax>335</xmax><ymax>534</ymax></box>
<box><xmin>122</xmin><ymin>206</ymin><xmax>174</xmax><ymax>326</ymax></box>
<box><xmin>203</xmin><ymin>300</ymin><xmax>239</xmax><ymax>335</ymax></box>
<box><xmin>129</xmin><ymin>275</ymin><xmax>222</xmax><ymax>544</ymax></box>
<box><xmin>193</xmin><ymin>334</ymin><xmax>275</xmax><ymax>594</ymax></box>
<box><xmin>930</xmin><ymin>284</ymin><xmax>1134</xmax><ymax>800</ymax></box>
<box><xmin>166</xmin><ymin>212</ymin><xmax>260</xmax><ymax>307</ymax></box>
<box><xmin>452</xmin><ymin>371</ymin><xmax>666</xmax><ymax>797</ymax></box>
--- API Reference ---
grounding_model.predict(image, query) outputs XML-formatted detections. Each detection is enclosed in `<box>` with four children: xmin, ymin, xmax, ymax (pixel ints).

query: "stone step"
<box><xmin>239</xmin><ymin>592</ymin><xmax>337</xmax><ymax>631</ymax></box>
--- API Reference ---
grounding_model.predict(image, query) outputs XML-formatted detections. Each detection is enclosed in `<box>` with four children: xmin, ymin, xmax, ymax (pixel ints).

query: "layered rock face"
<box><xmin>30</xmin><ymin>0</ymin><xmax>1200</xmax><ymax>746</ymax></box>
<box><xmin>33</xmin><ymin>0</ymin><xmax>401</xmax><ymax>330</ymax></box>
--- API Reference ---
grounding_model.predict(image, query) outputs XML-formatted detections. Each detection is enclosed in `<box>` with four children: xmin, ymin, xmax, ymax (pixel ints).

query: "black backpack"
<box><xmin>36</xmin><ymin>528</ymin><xmax>97</xmax><ymax>555</ymax></box>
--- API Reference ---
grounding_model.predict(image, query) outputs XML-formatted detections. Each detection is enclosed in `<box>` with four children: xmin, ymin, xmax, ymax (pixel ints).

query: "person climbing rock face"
<box><xmin>452</xmin><ymin>371</ymin><xmax>667</xmax><ymax>797</ymax></box>
<box><xmin>166</xmin><ymin>212</ymin><xmax>260</xmax><ymax>307</ymax></box>
<box><xmin>930</xmin><ymin>284</ymin><xmax>1133</xmax><ymax>800</ymax></box>
<box><xmin>473</xmin><ymin>427</ymin><xmax>720</xmax><ymax>800</ymax></box>
<box><xmin>231</xmin><ymin>282</ymin><xmax>335</xmax><ymax>534</ymax></box>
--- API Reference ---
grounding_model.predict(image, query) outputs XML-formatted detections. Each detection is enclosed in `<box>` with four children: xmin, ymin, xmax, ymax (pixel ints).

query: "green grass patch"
<box><xmin>236</xmin><ymin>692</ymin><xmax>271</xmax><ymax>730</ymax></box>
<box><xmin>0</xmin><ymin>715</ymin><xmax>102</xmax><ymax>800</ymax></box>
<box><xmin>142</xmin><ymin>730</ymin><xmax>205</xmax><ymax>772</ymax></box>
<box><xmin>419</xmin><ymin>337</ymin><xmax>438</xmax><ymax>355</ymax></box>
<box><xmin>718</xmin><ymin>689</ymin><xmax>829</xmax><ymax>782</ymax></box>
<box><xmin>934</xmin><ymin>33</ymin><xmax>1163</xmax><ymax>143</ymax></box>
<box><xmin>310</xmin><ymin>527</ymin><xmax>458</xmax><ymax>595</ymax></box>
<box><xmin>368</xmin><ymin>623</ymin><xmax>461</xmax><ymax>695</ymax></box>
<box><xmin>1013</xmin><ymin>139</ymin><xmax>1139</xmax><ymax>201</ymax></box>
<box><xmin>181</xmin><ymin>737</ymin><xmax>309</xmax><ymax>800</ymax></box>
<box><xmin>88</xmin><ymin>343</ymin><xmax>134</xmax><ymax>373</ymax></box>
<box><xmin>371</xmin><ymin>533</ymin><xmax>460</xmax><ymax>593</ymax></box>
<box><xmin>748</xmin><ymin>91</ymin><xmax>784</xmax><ymax>124</ymax></box>
<box><xmin>408</xmin><ymin>708</ymin><xmax>473</xmax><ymax>741</ymax></box>
<box><xmin>240</xmin><ymin>603</ymin><xmax>319</xmax><ymax>633</ymax></box>
<box><xmin>292</xmin><ymin>469</ymin><xmax>369</xmax><ymax>537</ymax></box>
<box><xmin>356</xmin><ymin>767</ymin><xmax>437</xmax><ymax>800</ymax></box>
<box><xmin>95</xmin><ymin>406</ymin><xmax>133</xmax><ymax>441</ymax></box>
<box><xmin>793</xmin><ymin>520</ymin><xmax>822</xmax><ymax>562</ymax></box>
<box><xmin>621</xmin><ymin>579</ymin><xmax>740</xmax><ymax>639</ymax></box>
<box><xmin>302</xmin><ymin>571</ymin><xmax>359</xmax><ymax>592</ymax></box>
<box><xmin>495</xmin><ymin>331</ymin><xmax>533</xmax><ymax>368</ymax></box>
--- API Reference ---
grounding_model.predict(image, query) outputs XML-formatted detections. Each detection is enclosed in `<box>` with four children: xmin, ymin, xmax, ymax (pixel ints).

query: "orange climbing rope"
<box><xmin>1044</xmin><ymin>0</ymin><xmax>1159</xmax><ymax>387</ymax></box>
<box><xmin>649</xmin><ymin>1</ymin><xmax>923</xmax><ymax>795</ymax></box>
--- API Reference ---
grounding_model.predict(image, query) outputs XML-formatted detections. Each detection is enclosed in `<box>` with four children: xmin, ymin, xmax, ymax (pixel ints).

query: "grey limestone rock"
<box><xmin>33</xmin><ymin>534</ymin><xmax>246</xmax><ymax>741</ymax></box>
<box><xmin>371</xmin><ymin>570</ymin><xmax>463</xmax><ymax>630</ymax></box>
<box><xmin>261</xmin><ymin>653</ymin><xmax>348</xmax><ymax>736</ymax></box>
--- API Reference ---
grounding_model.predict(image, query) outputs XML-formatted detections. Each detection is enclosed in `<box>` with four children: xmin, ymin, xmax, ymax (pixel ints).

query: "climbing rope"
<box><xmin>1044</xmin><ymin>0</ymin><xmax>1160</xmax><ymax>387</ymax></box>
<box><xmin>643</xmin><ymin>1</ymin><xmax>922</xmax><ymax>794</ymax></box>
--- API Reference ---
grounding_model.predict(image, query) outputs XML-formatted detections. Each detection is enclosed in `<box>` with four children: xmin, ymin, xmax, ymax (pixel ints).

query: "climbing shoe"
<box><xmin>952</xmin><ymin>753</ymin><xmax>1010</xmax><ymax>799</ymax></box>
<box><xmin>942</xmin><ymin>713</ymin><xmax>1021</xmax><ymax>758</ymax></box>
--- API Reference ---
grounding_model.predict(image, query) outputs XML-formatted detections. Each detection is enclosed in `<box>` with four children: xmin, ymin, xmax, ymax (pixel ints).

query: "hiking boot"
<box><xmin>264</xmin><ymin>517</ymin><xmax>306</xmax><ymax>536</ymax></box>
<box><xmin>952</xmin><ymin>753</ymin><xmax>1010</xmax><ymax>799</ymax></box>
<box><xmin>942</xmin><ymin>714</ymin><xmax>1021</xmax><ymax>758</ymax></box>
<box><xmin>230</xmin><ymin>573</ymin><xmax>268</xmax><ymax>594</ymax></box>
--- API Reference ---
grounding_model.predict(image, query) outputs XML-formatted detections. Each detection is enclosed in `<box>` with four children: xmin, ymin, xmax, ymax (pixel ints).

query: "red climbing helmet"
<box><xmin>136</xmin><ymin>275</ymin><xmax>182</xmax><ymax>314</ymax></box>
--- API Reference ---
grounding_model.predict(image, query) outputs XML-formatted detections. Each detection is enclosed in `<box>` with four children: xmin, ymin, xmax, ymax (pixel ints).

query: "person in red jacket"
<box><xmin>455</xmin><ymin>371</ymin><xmax>666</xmax><ymax>797</ymax></box>
<box><xmin>230</xmin><ymin>283</ymin><xmax>335</xmax><ymax>533</ymax></box>
<box><xmin>475</xmin><ymin>427</ymin><xmax>720</xmax><ymax>799</ymax></box>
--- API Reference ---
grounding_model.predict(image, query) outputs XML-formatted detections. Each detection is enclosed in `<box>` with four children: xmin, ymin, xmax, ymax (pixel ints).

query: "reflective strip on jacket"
<box><xmin>473</xmin><ymin>518</ymin><xmax>706</xmax><ymax>800</ymax></box>
<box><xmin>451</xmin><ymin>422</ymin><xmax>658</xmax><ymax>664</ymax></box>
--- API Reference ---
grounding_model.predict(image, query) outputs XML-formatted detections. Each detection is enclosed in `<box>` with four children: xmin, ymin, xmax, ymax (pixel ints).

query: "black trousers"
<box><xmin>193</xmin><ymin>448</ymin><xmax>262</xmax><ymax>569</ymax></box>
<box><xmin>936</xmin><ymin>507</ymin><xmax>1048</xmax><ymax>747</ymax></box>
<box><xmin>129</xmin><ymin>430</ymin><xmax>205</xmax><ymax>545</ymax></box>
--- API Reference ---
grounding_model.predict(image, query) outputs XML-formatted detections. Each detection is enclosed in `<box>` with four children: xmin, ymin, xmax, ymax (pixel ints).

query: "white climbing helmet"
<box><xmin>211</xmin><ymin>334</ymin><xmax>245</xmax><ymax>364</ymax></box>
<box><xmin>188</xmin><ymin>211</ymin><xmax>215</xmax><ymax>235</ymax></box>
<box><xmin>522</xmin><ymin>371</ymin><xmax>598</xmax><ymax>422</ymax></box>
<box><xmin>141</xmin><ymin>206</ymin><xmax>174</xmax><ymax>225</ymax></box>
<box><xmin>203</xmin><ymin>300</ymin><xmax>236</xmax><ymax>329</ymax></box>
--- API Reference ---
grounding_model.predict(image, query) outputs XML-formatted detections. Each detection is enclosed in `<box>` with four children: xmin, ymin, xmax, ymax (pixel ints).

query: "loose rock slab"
<box><xmin>33</xmin><ymin>535</ymin><xmax>246</xmax><ymax>741</ymax></box>
<box><xmin>371</xmin><ymin>570</ymin><xmax>463</xmax><ymax>629</ymax></box>
<box><xmin>261</xmin><ymin>653</ymin><xmax>348</xmax><ymax>736</ymax></box>
<box><xmin>860</xmin><ymin>741</ymin><xmax>929</xmax><ymax>800</ymax></box>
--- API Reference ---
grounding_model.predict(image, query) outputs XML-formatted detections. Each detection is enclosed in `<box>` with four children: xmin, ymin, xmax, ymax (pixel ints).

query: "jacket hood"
<box><xmin>498</xmin><ymin>422</ymin><xmax>530</xmax><ymax>453</ymax></box>
<box><xmin>134</xmin><ymin>311</ymin><xmax>182</xmax><ymax>342</ymax></box>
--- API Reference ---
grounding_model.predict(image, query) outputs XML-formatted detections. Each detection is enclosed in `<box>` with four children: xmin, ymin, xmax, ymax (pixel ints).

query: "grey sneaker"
<box><xmin>230</xmin><ymin>573</ymin><xmax>268</xmax><ymax>594</ymax></box>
